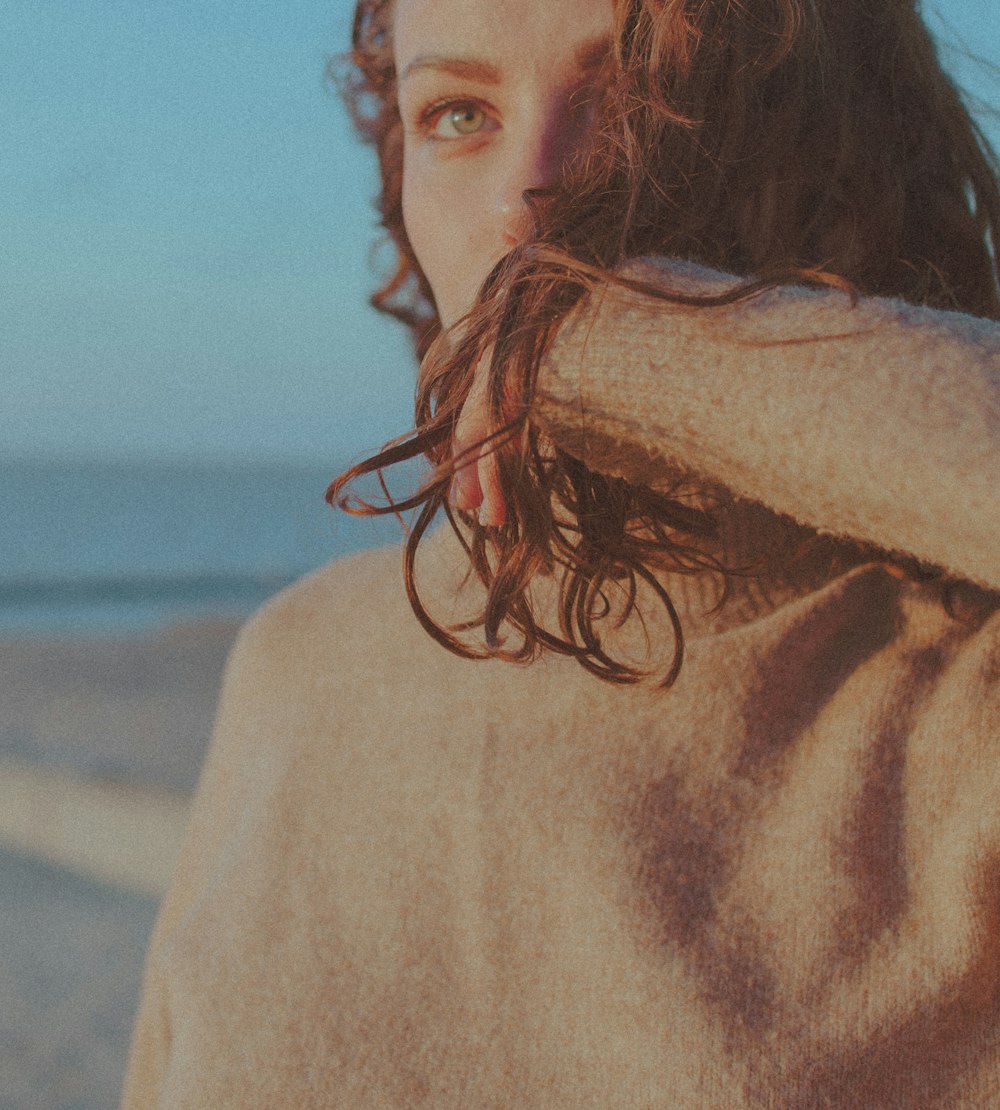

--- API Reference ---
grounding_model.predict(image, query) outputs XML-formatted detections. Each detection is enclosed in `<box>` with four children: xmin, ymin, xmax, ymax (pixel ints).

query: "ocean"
<box><xmin>0</xmin><ymin>458</ymin><xmax>420</xmax><ymax>636</ymax></box>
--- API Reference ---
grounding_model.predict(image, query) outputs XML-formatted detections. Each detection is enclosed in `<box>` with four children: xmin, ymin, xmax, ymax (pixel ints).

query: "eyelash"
<box><xmin>417</xmin><ymin>97</ymin><xmax>497</xmax><ymax>141</ymax></box>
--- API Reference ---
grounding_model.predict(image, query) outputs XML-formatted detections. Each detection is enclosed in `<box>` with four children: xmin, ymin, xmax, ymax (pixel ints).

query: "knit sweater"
<box><xmin>122</xmin><ymin>261</ymin><xmax>1000</xmax><ymax>1108</ymax></box>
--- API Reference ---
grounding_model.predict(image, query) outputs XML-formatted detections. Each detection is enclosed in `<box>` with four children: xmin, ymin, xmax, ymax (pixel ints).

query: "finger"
<box><xmin>477</xmin><ymin>448</ymin><xmax>506</xmax><ymax>527</ymax></box>
<box><xmin>450</xmin><ymin>406</ymin><xmax>485</xmax><ymax>510</ymax></box>
<box><xmin>451</xmin><ymin>446</ymin><xmax>483</xmax><ymax>510</ymax></box>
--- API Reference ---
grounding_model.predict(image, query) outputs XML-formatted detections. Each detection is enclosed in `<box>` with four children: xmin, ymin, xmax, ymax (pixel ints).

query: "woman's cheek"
<box><xmin>402</xmin><ymin>150</ymin><xmax>500</xmax><ymax>327</ymax></box>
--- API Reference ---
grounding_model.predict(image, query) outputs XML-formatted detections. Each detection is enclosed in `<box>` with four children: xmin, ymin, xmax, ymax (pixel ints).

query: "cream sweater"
<box><xmin>123</xmin><ymin>261</ymin><xmax>1000</xmax><ymax>1108</ymax></box>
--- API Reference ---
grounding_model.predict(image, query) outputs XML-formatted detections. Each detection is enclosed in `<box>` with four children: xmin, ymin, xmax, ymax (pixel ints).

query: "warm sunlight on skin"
<box><xmin>395</xmin><ymin>0</ymin><xmax>614</xmax><ymax>328</ymax></box>
<box><xmin>394</xmin><ymin>0</ymin><xmax>615</xmax><ymax>525</ymax></box>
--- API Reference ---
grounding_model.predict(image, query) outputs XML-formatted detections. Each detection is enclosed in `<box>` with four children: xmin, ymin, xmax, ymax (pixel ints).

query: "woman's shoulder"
<box><xmin>214</xmin><ymin>546</ymin><xmax>400</xmax><ymax>721</ymax></box>
<box><xmin>211</xmin><ymin>528</ymin><xmax>495</xmax><ymax>765</ymax></box>
<box><xmin>237</xmin><ymin>540</ymin><xmax>411</xmax><ymax>668</ymax></box>
<box><xmin>165</xmin><ymin>531</ymin><xmax>502</xmax><ymax>913</ymax></box>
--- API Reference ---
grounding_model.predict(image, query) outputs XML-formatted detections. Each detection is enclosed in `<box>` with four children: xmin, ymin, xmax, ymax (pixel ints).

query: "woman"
<box><xmin>124</xmin><ymin>0</ymin><xmax>1000</xmax><ymax>1105</ymax></box>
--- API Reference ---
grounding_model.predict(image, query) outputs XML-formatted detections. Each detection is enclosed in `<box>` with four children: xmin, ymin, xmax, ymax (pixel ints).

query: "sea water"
<box><xmin>0</xmin><ymin>458</ymin><xmax>418</xmax><ymax>636</ymax></box>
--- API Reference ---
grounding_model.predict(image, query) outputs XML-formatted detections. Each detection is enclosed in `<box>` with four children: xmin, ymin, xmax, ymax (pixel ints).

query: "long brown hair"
<box><xmin>329</xmin><ymin>0</ymin><xmax>1000</xmax><ymax>685</ymax></box>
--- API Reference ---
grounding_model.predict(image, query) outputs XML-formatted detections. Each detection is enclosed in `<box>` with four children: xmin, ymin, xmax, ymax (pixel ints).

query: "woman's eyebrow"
<box><xmin>401</xmin><ymin>55</ymin><xmax>502</xmax><ymax>86</ymax></box>
<box><xmin>400</xmin><ymin>36</ymin><xmax>611</xmax><ymax>87</ymax></box>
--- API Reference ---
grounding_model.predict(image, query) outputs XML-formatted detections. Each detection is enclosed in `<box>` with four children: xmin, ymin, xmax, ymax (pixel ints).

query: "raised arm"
<box><xmin>531</xmin><ymin>258</ymin><xmax>1000</xmax><ymax>591</ymax></box>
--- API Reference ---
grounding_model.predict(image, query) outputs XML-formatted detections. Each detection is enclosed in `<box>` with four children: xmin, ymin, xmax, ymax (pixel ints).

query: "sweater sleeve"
<box><xmin>532</xmin><ymin>257</ymin><xmax>1000</xmax><ymax>591</ymax></box>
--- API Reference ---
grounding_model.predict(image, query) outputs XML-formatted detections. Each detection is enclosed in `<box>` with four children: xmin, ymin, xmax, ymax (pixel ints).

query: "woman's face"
<box><xmin>394</xmin><ymin>0</ymin><xmax>615</xmax><ymax>328</ymax></box>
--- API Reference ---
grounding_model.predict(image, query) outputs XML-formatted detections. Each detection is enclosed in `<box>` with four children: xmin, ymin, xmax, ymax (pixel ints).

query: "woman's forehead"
<box><xmin>392</xmin><ymin>0</ymin><xmax>614</xmax><ymax>76</ymax></box>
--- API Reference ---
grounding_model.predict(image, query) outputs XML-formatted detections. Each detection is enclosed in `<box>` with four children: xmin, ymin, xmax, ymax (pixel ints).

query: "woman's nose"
<box><xmin>496</xmin><ymin>195</ymin><xmax>535</xmax><ymax>249</ymax></box>
<box><xmin>496</xmin><ymin>102</ymin><xmax>585</xmax><ymax>247</ymax></box>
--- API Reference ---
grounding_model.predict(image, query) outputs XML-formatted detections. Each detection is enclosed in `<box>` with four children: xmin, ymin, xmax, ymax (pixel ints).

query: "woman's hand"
<box><xmin>450</xmin><ymin>355</ymin><xmax>508</xmax><ymax>527</ymax></box>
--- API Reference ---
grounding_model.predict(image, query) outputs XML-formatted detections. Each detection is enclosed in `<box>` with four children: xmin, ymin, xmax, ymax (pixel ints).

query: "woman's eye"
<box><xmin>429</xmin><ymin>102</ymin><xmax>493</xmax><ymax>140</ymax></box>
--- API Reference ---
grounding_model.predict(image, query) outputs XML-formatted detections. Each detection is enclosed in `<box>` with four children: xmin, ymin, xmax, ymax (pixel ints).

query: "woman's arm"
<box><xmin>531</xmin><ymin>258</ymin><xmax>1000</xmax><ymax>590</ymax></box>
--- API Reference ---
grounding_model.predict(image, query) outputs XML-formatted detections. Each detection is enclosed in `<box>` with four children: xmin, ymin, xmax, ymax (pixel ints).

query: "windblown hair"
<box><xmin>329</xmin><ymin>0</ymin><xmax>1000</xmax><ymax>685</ymax></box>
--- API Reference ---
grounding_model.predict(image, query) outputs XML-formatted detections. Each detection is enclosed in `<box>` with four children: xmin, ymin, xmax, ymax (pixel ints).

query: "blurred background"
<box><xmin>1</xmin><ymin>0</ymin><xmax>997</xmax><ymax>1105</ymax></box>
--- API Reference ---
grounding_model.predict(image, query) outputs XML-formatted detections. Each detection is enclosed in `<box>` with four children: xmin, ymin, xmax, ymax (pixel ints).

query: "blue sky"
<box><xmin>2</xmin><ymin>0</ymin><xmax>998</xmax><ymax>466</ymax></box>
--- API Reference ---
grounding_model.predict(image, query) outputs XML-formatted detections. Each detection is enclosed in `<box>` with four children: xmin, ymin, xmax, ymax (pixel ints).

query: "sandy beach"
<box><xmin>0</xmin><ymin>618</ymin><xmax>240</xmax><ymax>1109</ymax></box>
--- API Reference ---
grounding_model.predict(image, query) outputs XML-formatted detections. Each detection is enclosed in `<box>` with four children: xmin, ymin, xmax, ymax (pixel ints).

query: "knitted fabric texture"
<box><xmin>124</xmin><ymin>263</ymin><xmax>1000</xmax><ymax>1108</ymax></box>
